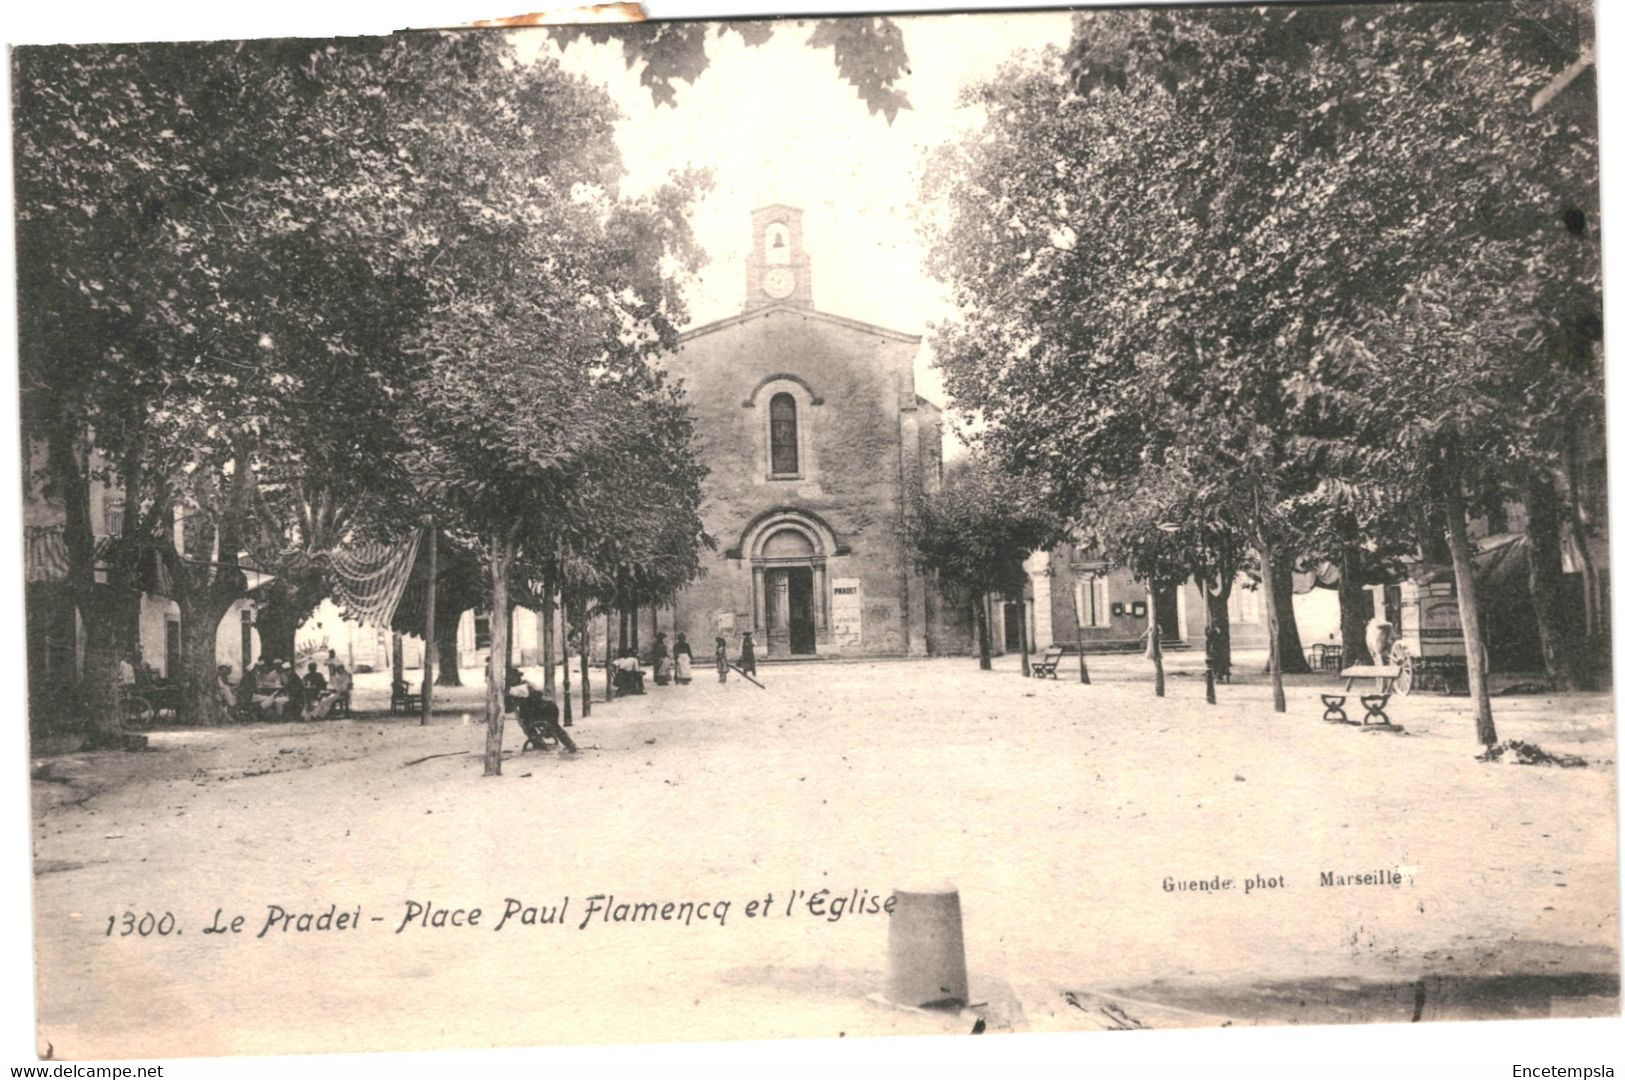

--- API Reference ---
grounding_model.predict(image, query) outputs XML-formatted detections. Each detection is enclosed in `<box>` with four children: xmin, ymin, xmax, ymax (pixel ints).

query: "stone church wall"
<box><xmin>655</xmin><ymin>307</ymin><xmax>958</xmax><ymax>659</ymax></box>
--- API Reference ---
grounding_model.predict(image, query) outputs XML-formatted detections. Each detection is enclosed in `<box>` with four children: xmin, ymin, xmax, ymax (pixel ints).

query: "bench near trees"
<box><xmin>1031</xmin><ymin>645</ymin><xmax>1066</xmax><ymax>678</ymax></box>
<box><xmin>391</xmin><ymin>681</ymin><xmax>423</xmax><ymax>715</ymax></box>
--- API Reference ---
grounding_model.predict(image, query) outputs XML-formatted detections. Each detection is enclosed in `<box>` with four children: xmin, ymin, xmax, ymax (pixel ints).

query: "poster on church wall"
<box><xmin>5</xmin><ymin>0</ymin><xmax>1615</xmax><ymax>1076</ymax></box>
<box><xmin>831</xmin><ymin>577</ymin><xmax>863</xmax><ymax>648</ymax></box>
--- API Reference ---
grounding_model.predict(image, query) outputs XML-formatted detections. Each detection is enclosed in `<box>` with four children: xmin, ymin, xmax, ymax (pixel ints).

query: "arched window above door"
<box><xmin>769</xmin><ymin>392</ymin><xmax>798</xmax><ymax>476</ymax></box>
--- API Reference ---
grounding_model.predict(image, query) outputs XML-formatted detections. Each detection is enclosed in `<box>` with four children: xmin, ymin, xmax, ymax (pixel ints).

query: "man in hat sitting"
<box><xmin>509</xmin><ymin>677</ymin><xmax>577</xmax><ymax>753</ymax></box>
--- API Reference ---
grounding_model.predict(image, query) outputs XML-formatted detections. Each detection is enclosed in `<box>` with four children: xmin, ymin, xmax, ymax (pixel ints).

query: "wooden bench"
<box><xmin>1320</xmin><ymin>693</ymin><xmax>1352</xmax><ymax>724</ymax></box>
<box><xmin>1339</xmin><ymin>662</ymin><xmax>1409</xmax><ymax>696</ymax></box>
<box><xmin>1032</xmin><ymin>645</ymin><xmax>1066</xmax><ymax>679</ymax></box>
<box><xmin>1359</xmin><ymin>694</ymin><xmax>1393</xmax><ymax>726</ymax></box>
<box><xmin>390</xmin><ymin>681</ymin><xmax>422</xmax><ymax>715</ymax></box>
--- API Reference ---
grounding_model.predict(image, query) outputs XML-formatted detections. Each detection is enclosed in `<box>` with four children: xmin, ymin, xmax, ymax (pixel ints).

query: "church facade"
<box><xmin>652</xmin><ymin>206</ymin><xmax>971</xmax><ymax>660</ymax></box>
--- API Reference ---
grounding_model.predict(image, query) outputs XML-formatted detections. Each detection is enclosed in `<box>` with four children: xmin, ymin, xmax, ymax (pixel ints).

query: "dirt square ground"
<box><xmin>27</xmin><ymin>649</ymin><xmax>1619</xmax><ymax>1057</ymax></box>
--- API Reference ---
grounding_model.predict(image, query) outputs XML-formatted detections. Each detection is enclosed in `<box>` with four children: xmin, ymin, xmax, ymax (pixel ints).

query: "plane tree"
<box><xmin>925</xmin><ymin>3</ymin><xmax>1597</xmax><ymax>726</ymax></box>
<box><xmin>904</xmin><ymin>457</ymin><xmax>1064</xmax><ymax>671</ymax></box>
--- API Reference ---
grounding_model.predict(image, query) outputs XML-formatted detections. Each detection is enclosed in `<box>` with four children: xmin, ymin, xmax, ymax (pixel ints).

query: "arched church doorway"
<box><xmin>760</xmin><ymin>526</ymin><xmax>819</xmax><ymax>655</ymax></box>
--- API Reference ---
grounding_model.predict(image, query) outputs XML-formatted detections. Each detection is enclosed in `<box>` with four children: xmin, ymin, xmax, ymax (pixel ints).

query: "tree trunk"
<box><xmin>579</xmin><ymin>603</ymin><xmax>592</xmax><ymax>718</ymax></box>
<box><xmin>1079</xmin><ymin>613</ymin><xmax>1092</xmax><ymax>682</ymax></box>
<box><xmin>1525</xmin><ymin>474</ymin><xmax>1589</xmax><ymax>690</ymax></box>
<box><xmin>505</xmin><ymin>602</ymin><xmax>515</xmax><ymax>669</ymax></box>
<box><xmin>618</xmin><ymin>608</ymin><xmax>628</xmax><ymax>654</ymax></box>
<box><xmin>631</xmin><ymin>604</ymin><xmax>640</xmax><ymax>653</ymax></box>
<box><xmin>1147</xmin><ymin>589</ymin><xmax>1165</xmax><ymax>698</ymax></box>
<box><xmin>51</xmin><ymin>417</ymin><xmax>136</xmax><ymax>738</ymax></box>
<box><xmin>391</xmin><ymin>631</ymin><xmax>404</xmax><ymax>690</ymax></box>
<box><xmin>1016</xmin><ymin>593</ymin><xmax>1031</xmax><ymax>677</ymax></box>
<box><xmin>1337</xmin><ymin>521</ymin><xmax>1373</xmax><ymax>667</ymax></box>
<box><xmin>561</xmin><ymin>593</ymin><xmax>574</xmax><ymax>724</ymax></box>
<box><xmin>252</xmin><ymin>604</ymin><xmax>300</xmax><ymax>664</ymax></box>
<box><xmin>604</xmin><ymin>611</ymin><xmax>615</xmax><ymax>701</ymax></box>
<box><xmin>77</xmin><ymin>587</ymin><xmax>128</xmax><ymax>736</ymax></box>
<box><xmin>175</xmin><ymin>596</ymin><xmax>233</xmax><ymax>727</ymax></box>
<box><xmin>1562</xmin><ymin>438</ymin><xmax>1603</xmax><ymax>641</ymax></box>
<box><xmin>1204</xmin><ymin>572</ymin><xmax>1234</xmax><ymax>680</ymax></box>
<box><xmin>434</xmin><ymin>604</ymin><xmax>462</xmax><ymax>686</ymax></box>
<box><xmin>420</xmin><ymin>526</ymin><xmax>436</xmax><ymax>725</ymax></box>
<box><xmin>973</xmin><ymin>594</ymin><xmax>991</xmax><ymax>671</ymax></box>
<box><xmin>483</xmin><ymin>531</ymin><xmax>513</xmax><ymax>777</ymax></box>
<box><xmin>541</xmin><ymin>591</ymin><xmax>556</xmax><ymax>699</ymax></box>
<box><xmin>1443</xmin><ymin>484</ymin><xmax>1497</xmax><ymax>746</ymax></box>
<box><xmin>1267</xmin><ymin>548</ymin><xmax>1311</xmax><ymax>674</ymax></box>
<box><xmin>1256</xmin><ymin>543</ymin><xmax>1288</xmax><ymax>714</ymax></box>
<box><xmin>120</xmin><ymin>583</ymin><xmax>143</xmax><ymax>675</ymax></box>
<box><xmin>1415</xmin><ymin>499</ymin><xmax>1453</xmax><ymax>567</ymax></box>
<box><xmin>252</xmin><ymin>581</ymin><xmax>319</xmax><ymax>665</ymax></box>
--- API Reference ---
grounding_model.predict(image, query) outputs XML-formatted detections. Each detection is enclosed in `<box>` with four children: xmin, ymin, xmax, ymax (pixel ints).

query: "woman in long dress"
<box><xmin>672</xmin><ymin>632</ymin><xmax>693</xmax><ymax>685</ymax></box>
<box><xmin>653</xmin><ymin>631</ymin><xmax>672</xmax><ymax>686</ymax></box>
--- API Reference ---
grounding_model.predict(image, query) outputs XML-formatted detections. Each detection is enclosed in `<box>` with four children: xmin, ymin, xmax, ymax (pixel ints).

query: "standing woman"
<box><xmin>653</xmin><ymin>631</ymin><xmax>672</xmax><ymax>686</ymax></box>
<box><xmin>673</xmin><ymin>632</ymin><xmax>693</xmax><ymax>685</ymax></box>
<box><xmin>740</xmin><ymin>631</ymin><xmax>757</xmax><ymax>678</ymax></box>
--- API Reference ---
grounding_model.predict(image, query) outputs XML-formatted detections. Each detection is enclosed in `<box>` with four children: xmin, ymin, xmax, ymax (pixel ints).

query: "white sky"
<box><xmin>517</xmin><ymin>12</ymin><xmax>1073</xmax><ymax>411</ymax></box>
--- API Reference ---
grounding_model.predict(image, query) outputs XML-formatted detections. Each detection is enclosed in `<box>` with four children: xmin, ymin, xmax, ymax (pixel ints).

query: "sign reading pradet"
<box><xmin>831</xmin><ymin>578</ymin><xmax>862</xmax><ymax>648</ymax></box>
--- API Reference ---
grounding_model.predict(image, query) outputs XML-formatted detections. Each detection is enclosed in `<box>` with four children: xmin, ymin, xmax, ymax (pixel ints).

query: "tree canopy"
<box><xmin>923</xmin><ymin>3</ymin><xmax>1599</xmax><ymax>729</ymax></box>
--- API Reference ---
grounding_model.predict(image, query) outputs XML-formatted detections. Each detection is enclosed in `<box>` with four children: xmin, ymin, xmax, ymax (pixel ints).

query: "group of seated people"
<box><xmin>611</xmin><ymin>647</ymin><xmax>647</xmax><ymax>695</ymax></box>
<box><xmin>222</xmin><ymin>658</ymin><xmax>352</xmax><ymax>722</ymax></box>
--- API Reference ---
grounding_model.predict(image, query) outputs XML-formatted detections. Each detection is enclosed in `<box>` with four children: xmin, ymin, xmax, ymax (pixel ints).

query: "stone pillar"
<box><xmin>906</xmin><ymin>569</ymin><xmax>929</xmax><ymax>657</ymax></box>
<box><xmin>1027</xmin><ymin>551</ymin><xmax>1053</xmax><ymax>649</ymax></box>
<box><xmin>886</xmin><ymin>888</ymin><xmax>969</xmax><ymax>1009</ymax></box>
<box><xmin>813</xmin><ymin>561</ymin><xmax>828</xmax><ymax>634</ymax></box>
<box><xmin>752</xmin><ymin>563</ymin><xmax>766</xmax><ymax>636</ymax></box>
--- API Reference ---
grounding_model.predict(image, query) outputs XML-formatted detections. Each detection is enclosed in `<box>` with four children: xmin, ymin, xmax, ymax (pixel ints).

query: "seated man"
<box><xmin>510</xmin><ymin>681</ymin><xmax>576</xmax><ymax>753</ymax></box>
<box><xmin>310</xmin><ymin>662</ymin><xmax>352</xmax><ymax>720</ymax></box>
<box><xmin>612</xmin><ymin>648</ymin><xmax>645</xmax><ymax>695</ymax></box>
<box><xmin>251</xmin><ymin>660</ymin><xmax>287</xmax><ymax>719</ymax></box>
<box><xmin>216</xmin><ymin>665</ymin><xmax>237</xmax><ymax>712</ymax></box>
<box><xmin>302</xmin><ymin>662</ymin><xmax>327</xmax><ymax>700</ymax></box>
<box><xmin>280</xmin><ymin>660</ymin><xmax>306</xmax><ymax>720</ymax></box>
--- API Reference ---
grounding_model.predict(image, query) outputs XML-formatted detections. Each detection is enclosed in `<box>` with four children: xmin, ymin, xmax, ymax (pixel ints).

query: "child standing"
<box><xmin>715</xmin><ymin>636</ymin><xmax>729</xmax><ymax>683</ymax></box>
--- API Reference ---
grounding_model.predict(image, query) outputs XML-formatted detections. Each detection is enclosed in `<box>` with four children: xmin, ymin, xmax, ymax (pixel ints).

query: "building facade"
<box><xmin>22</xmin><ymin>439</ymin><xmax>262</xmax><ymax>716</ymax></box>
<box><xmin>645</xmin><ymin>205</ymin><xmax>969</xmax><ymax>660</ymax></box>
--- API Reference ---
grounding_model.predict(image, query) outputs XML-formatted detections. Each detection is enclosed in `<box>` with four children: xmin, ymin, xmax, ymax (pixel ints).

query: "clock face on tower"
<box><xmin>763</xmin><ymin>267</ymin><xmax>796</xmax><ymax>300</ymax></box>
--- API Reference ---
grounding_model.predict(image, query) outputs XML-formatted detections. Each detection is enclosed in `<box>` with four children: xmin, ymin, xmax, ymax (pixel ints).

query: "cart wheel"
<box><xmin>122</xmin><ymin>695</ymin><xmax>156</xmax><ymax>731</ymax></box>
<box><xmin>1395</xmin><ymin>656</ymin><xmax>1414</xmax><ymax>697</ymax></box>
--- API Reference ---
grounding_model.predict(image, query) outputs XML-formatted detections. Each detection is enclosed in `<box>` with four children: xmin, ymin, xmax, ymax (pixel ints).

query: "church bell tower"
<box><xmin>744</xmin><ymin>204</ymin><xmax>814</xmax><ymax>312</ymax></box>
